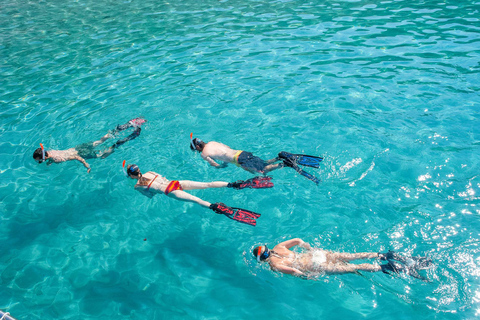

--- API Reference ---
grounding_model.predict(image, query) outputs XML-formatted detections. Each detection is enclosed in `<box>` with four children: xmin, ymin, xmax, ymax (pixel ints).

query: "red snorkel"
<box><xmin>190</xmin><ymin>133</ymin><xmax>196</xmax><ymax>150</ymax></box>
<box><xmin>40</xmin><ymin>143</ymin><xmax>45</xmax><ymax>161</ymax></box>
<box><xmin>122</xmin><ymin>160</ymin><xmax>128</xmax><ymax>176</ymax></box>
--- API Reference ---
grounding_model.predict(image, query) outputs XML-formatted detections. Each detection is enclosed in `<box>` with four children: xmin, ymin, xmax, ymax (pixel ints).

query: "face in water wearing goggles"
<box><xmin>254</xmin><ymin>245</ymin><xmax>271</xmax><ymax>262</ymax></box>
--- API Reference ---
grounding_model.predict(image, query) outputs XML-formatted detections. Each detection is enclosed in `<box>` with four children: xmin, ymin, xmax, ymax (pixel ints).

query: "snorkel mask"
<box><xmin>256</xmin><ymin>245</ymin><xmax>271</xmax><ymax>262</ymax></box>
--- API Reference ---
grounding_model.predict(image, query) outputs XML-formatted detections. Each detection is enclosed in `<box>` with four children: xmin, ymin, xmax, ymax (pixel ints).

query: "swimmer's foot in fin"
<box><xmin>209</xmin><ymin>202</ymin><xmax>260</xmax><ymax>226</ymax></box>
<box><xmin>278</xmin><ymin>151</ymin><xmax>323</xmax><ymax>168</ymax></box>
<box><xmin>227</xmin><ymin>176</ymin><xmax>274</xmax><ymax>189</ymax></box>
<box><xmin>282</xmin><ymin>157</ymin><xmax>320</xmax><ymax>185</ymax></box>
<box><xmin>113</xmin><ymin>127</ymin><xmax>141</xmax><ymax>148</ymax></box>
<box><xmin>380</xmin><ymin>250</ymin><xmax>434</xmax><ymax>270</ymax></box>
<box><xmin>115</xmin><ymin>117</ymin><xmax>147</xmax><ymax>132</ymax></box>
<box><xmin>380</xmin><ymin>251</ymin><xmax>433</xmax><ymax>281</ymax></box>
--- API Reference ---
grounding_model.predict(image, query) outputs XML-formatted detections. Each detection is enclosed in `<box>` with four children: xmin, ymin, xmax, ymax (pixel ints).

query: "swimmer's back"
<box><xmin>202</xmin><ymin>141</ymin><xmax>239</xmax><ymax>162</ymax></box>
<box><xmin>47</xmin><ymin>149</ymin><xmax>78</xmax><ymax>162</ymax></box>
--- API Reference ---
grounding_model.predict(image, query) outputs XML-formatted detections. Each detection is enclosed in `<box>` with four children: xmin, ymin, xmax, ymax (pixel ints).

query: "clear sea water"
<box><xmin>1</xmin><ymin>0</ymin><xmax>479</xmax><ymax>318</ymax></box>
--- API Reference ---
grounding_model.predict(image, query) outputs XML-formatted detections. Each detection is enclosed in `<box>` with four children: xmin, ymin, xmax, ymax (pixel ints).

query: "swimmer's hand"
<box><xmin>299</xmin><ymin>240</ymin><xmax>312</xmax><ymax>250</ymax></box>
<box><xmin>87</xmin><ymin>167</ymin><xmax>91</xmax><ymax>173</ymax></box>
<box><xmin>217</xmin><ymin>162</ymin><xmax>228</xmax><ymax>168</ymax></box>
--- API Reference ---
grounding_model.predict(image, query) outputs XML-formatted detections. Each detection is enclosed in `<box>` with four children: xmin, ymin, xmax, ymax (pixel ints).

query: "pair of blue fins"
<box><xmin>214</xmin><ymin>152</ymin><xmax>323</xmax><ymax>226</ymax></box>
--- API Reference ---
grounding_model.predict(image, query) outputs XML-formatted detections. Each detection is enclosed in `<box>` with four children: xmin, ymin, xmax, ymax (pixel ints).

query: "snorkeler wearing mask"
<box><xmin>33</xmin><ymin>118</ymin><xmax>146</xmax><ymax>173</ymax></box>
<box><xmin>253</xmin><ymin>238</ymin><xmax>433</xmax><ymax>280</ymax></box>
<box><xmin>189</xmin><ymin>134</ymin><xmax>323</xmax><ymax>184</ymax></box>
<box><xmin>124</xmin><ymin>163</ymin><xmax>269</xmax><ymax>226</ymax></box>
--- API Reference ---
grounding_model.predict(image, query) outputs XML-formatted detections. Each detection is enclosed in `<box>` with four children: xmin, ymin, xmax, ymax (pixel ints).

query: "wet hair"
<box><xmin>33</xmin><ymin>148</ymin><xmax>47</xmax><ymax>162</ymax></box>
<box><xmin>127</xmin><ymin>164</ymin><xmax>141</xmax><ymax>177</ymax></box>
<box><xmin>190</xmin><ymin>138</ymin><xmax>205</xmax><ymax>151</ymax></box>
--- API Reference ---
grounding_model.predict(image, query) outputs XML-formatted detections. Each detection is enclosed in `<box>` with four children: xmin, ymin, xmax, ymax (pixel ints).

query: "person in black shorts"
<box><xmin>189</xmin><ymin>138</ymin><xmax>283</xmax><ymax>174</ymax></box>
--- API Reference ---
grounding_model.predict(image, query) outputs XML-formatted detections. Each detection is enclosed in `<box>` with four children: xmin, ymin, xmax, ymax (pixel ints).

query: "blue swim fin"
<box><xmin>282</xmin><ymin>157</ymin><xmax>320</xmax><ymax>185</ymax></box>
<box><xmin>278</xmin><ymin>151</ymin><xmax>323</xmax><ymax>168</ymax></box>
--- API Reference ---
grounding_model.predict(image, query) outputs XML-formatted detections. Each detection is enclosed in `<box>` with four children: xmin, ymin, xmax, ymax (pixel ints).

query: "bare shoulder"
<box><xmin>143</xmin><ymin>171</ymin><xmax>157</xmax><ymax>178</ymax></box>
<box><xmin>205</xmin><ymin>141</ymin><xmax>232</xmax><ymax>151</ymax></box>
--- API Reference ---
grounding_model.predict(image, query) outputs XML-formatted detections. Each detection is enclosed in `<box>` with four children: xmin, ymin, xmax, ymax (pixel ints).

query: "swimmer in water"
<box><xmin>125</xmin><ymin>163</ymin><xmax>268</xmax><ymax>226</ymax></box>
<box><xmin>253</xmin><ymin>238</ymin><xmax>433</xmax><ymax>280</ymax></box>
<box><xmin>33</xmin><ymin>118</ymin><xmax>146</xmax><ymax>173</ymax></box>
<box><xmin>189</xmin><ymin>135</ymin><xmax>323</xmax><ymax>184</ymax></box>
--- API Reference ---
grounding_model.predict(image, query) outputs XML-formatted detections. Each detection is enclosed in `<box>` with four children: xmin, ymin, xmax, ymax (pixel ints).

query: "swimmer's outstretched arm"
<box><xmin>74</xmin><ymin>155</ymin><xmax>91</xmax><ymax>173</ymax></box>
<box><xmin>277</xmin><ymin>238</ymin><xmax>311</xmax><ymax>250</ymax></box>
<box><xmin>202</xmin><ymin>155</ymin><xmax>223</xmax><ymax>168</ymax></box>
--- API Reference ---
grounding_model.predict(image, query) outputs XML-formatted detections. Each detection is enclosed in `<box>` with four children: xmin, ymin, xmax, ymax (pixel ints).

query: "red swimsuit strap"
<box><xmin>146</xmin><ymin>175</ymin><xmax>158</xmax><ymax>191</ymax></box>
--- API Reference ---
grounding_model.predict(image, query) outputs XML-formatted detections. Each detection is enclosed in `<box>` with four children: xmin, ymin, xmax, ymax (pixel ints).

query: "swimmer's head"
<box><xmin>33</xmin><ymin>147</ymin><xmax>47</xmax><ymax>163</ymax></box>
<box><xmin>127</xmin><ymin>164</ymin><xmax>142</xmax><ymax>178</ymax></box>
<box><xmin>189</xmin><ymin>137</ymin><xmax>205</xmax><ymax>152</ymax></box>
<box><xmin>253</xmin><ymin>245</ymin><xmax>271</xmax><ymax>262</ymax></box>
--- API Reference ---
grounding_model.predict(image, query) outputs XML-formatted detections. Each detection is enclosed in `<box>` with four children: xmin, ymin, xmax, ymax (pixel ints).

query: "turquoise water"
<box><xmin>1</xmin><ymin>0</ymin><xmax>480</xmax><ymax>318</ymax></box>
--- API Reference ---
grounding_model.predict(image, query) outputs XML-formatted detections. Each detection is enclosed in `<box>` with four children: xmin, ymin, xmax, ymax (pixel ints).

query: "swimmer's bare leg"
<box><xmin>179</xmin><ymin>181</ymin><xmax>228</xmax><ymax>191</ymax></box>
<box><xmin>263</xmin><ymin>162</ymin><xmax>284</xmax><ymax>173</ymax></box>
<box><xmin>329</xmin><ymin>252</ymin><xmax>379</xmax><ymax>262</ymax></box>
<box><xmin>322</xmin><ymin>263</ymin><xmax>381</xmax><ymax>274</ymax></box>
<box><xmin>167</xmin><ymin>190</ymin><xmax>211</xmax><ymax>208</ymax></box>
<box><xmin>265</xmin><ymin>157</ymin><xmax>281</xmax><ymax>164</ymax></box>
<box><xmin>92</xmin><ymin>132</ymin><xmax>114</xmax><ymax>147</ymax></box>
<box><xmin>96</xmin><ymin>146</ymin><xmax>115</xmax><ymax>159</ymax></box>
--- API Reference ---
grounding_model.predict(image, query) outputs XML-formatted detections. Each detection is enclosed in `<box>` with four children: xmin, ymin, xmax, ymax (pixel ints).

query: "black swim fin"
<box><xmin>282</xmin><ymin>157</ymin><xmax>320</xmax><ymax>185</ymax></box>
<box><xmin>113</xmin><ymin>127</ymin><xmax>141</xmax><ymax>148</ymax></box>
<box><xmin>380</xmin><ymin>250</ymin><xmax>434</xmax><ymax>270</ymax></box>
<box><xmin>380</xmin><ymin>251</ymin><xmax>433</xmax><ymax>281</ymax></box>
<box><xmin>115</xmin><ymin>117</ymin><xmax>147</xmax><ymax>132</ymax></box>
<box><xmin>278</xmin><ymin>151</ymin><xmax>323</xmax><ymax>168</ymax></box>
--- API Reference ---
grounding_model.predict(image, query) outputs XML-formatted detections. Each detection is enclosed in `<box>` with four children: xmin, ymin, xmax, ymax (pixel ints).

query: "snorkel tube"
<box><xmin>122</xmin><ymin>160</ymin><xmax>128</xmax><ymax>177</ymax></box>
<box><xmin>190</xmin><ymin>133</ymin><xmax>196</xmax><ymax>150</ymax></box>
<box><xmin>40</xmin><ymin>143</ymin><xmax>45</xmax><ymax>162</ymax></box>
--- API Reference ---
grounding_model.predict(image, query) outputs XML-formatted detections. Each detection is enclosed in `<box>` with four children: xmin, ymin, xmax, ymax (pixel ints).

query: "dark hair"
<box><xmin>33</xmin><ymin>148</ymin><xmax>47</xmax><ymax>161</ymax></box>
<box><xmin>127</xmin><ymin>164</ymin><xmax>141</xmax><ymax>177</ymax></box>
<box><xmin>190</xmin><ymin>138</ymin><xmax>205</xmax><ymax>151</ymax></box>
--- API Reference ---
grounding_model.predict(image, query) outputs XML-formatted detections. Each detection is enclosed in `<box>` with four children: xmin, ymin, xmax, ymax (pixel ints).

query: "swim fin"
<box><xmin>380</xmin><ymin>251</ymin><xmax>433</xmax><ymax>281</ymax></box>
<box><xmin>115</xmin><ymin>117</ymin><xmax>147</xmax><ymax>132</ymax></box>
<box><xmin>209</xmin><ymin>203</ymin><xmax>260</xmax><ymax>226</ymax></box>
<box><xmin>380</xmin><ymin>250</ymin><xmax>434</xmax><ymax>270</ymax></box>
<box><xmin>228</xmin><ymin>176</ymin><xmax>274</xmax><ymax>189</ymax></box>
<box><xmin>282</xmin><ymin>158</ymin><xmax>320</xmax><ymax>185</ymax></box>
<box><xmin>113</xmin><ymin>127</ymin><xmax>141</xmax><ymax>148</ymax></box>
<box><xmin>278</xmin><ymin>151</ymin><xmax>323</xmax><ymax>168</ymax></box>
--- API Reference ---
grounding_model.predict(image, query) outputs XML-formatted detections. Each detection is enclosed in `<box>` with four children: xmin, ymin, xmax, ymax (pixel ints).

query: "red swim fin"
<box><xmin>229</xmin><ymin>208</ymin><xmax>261</xmax><ymax>226</ymax></box>
<box><xmin>229</xmin><ymin>176</ymin><xmax>274</xmax><ymax>189</ymax></box>
<box><xmin>209</xmin><ymin>203</ymin><xmax>260</xmax><ymax>226</ymax></box>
